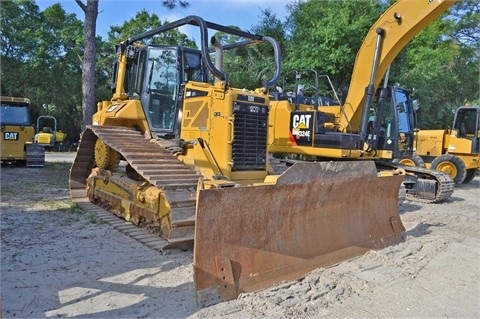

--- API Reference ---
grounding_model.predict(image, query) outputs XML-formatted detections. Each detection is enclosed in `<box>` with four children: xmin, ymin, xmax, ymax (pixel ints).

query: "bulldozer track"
<box><xmin>73</xmin><ymin>200</ymin><xmax>168</xmax><ymax>252</ymax></box>
<box><xmin>69</xmin><ymin>125</ymin><xmax>199</xmax><ymax>249</ymax></box>
<box><xmin>377</xmin><ymin>162</ymin><xmax>455</xmax><ymax>203</ymax></box>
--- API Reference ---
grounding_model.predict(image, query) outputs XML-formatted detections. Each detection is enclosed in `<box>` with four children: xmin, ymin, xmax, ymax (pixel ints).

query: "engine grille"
<box><xmin>232</xmin><ymin>101</ymin><xmax>269</xmax><ymax>171</ymax></box>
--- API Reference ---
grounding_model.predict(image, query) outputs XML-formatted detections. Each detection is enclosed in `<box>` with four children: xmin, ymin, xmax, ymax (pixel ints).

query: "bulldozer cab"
<box><xmin>1</xmin><ymin>97</ymin><xmax>34</xmax><ymax>163</ymax></box>
<box><xmin>108</xmin><ymin>15</ymin><xmax>282</xmax><ymax>141</ymax></box>
<box><xmin>1</xmin><ymin>98</ymin><xmax>32</xmax><ymax>127</ymax></box>
<box><xmin>115</xmin><ymin>45</ymin><xmax>205</xmax><ymax>137</ymax></box>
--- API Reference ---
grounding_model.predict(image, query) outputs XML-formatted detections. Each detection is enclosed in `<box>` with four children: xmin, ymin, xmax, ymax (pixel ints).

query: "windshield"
<box><xmin>1</xmin><ymin>102</ymin><xmax>31</xmax><ymax>125</ymax></box>
<box><xmin>454</xmin><ymin>108</ymin><xmax>479</xmax><ymax>137</ymax></box>
<box><xmin>394</xmin><ymin>90</ymin><xmax>412</xmax><ymax>134</ymax></box>
<box><xmin>147</xmin><ymin>49</ymin><xmax>177</xmax><ymax>95</ymax></box>
<box><xmin>183</xmin><ymin>52</ymin><xmax>204</xmax><ymax>82</ymax></box>
<box><xmin>145</xmin><ymin>48</ymin><xmax>178</xmax><ymax>131</ymax></box>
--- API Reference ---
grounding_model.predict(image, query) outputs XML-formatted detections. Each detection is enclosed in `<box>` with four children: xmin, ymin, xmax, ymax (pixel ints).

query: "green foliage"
<box><xmin>450</xmin><ymin>0</ymin><xmax>480</xmax><ymax>46</ymax></box>
<box><xmin>67</xmin><ymin>203</ymin><xmax>104</xmax><ymax>224</ymax></box>
<box><xmin>219</xmin><ymin>9</ymin><xmax>287</xmax><ymax>89</ymax></box>
<box><xmin>284</xmin><ymin>0</ymin><xmax>382</xmax><ymax>91</ymax></box>
<box><xmin>106</xmin><ymin>10</ymin><xmax>196</xmax><ymax>47</ymax></box>
<box><xmin>162</xmin><ymin>0</ymin><xmax>190</xmax><ymax>10</ymax></box>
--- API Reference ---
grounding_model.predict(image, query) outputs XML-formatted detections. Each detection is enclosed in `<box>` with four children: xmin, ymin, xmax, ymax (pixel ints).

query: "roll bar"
<box><xmin>124</xmin><ymin>15</ymin><xmax>281</xmax><ymax>89</ymax></box>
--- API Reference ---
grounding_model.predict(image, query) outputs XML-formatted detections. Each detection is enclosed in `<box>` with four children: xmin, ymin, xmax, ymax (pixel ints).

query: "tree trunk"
<box><xmin>77</xmin><ymin>0</ymin><xmax>98</xmax><ymax>131</ymax></box>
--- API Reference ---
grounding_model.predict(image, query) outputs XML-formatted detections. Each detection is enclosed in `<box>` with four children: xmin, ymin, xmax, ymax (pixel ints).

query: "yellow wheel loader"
<box><xmin>1</xmin><ymin>96</ymin><xmax>45</xmax><ymax>167</ymax></box>
<box><xmin>399</xmin><ymin>106</ymin><xmax>479</xmax><ymax>185</ymax></box>
<box><xmin>69</xmin><ymin>16</ymin><xmax>406</xmax><ymax>305</ymax></box>
<box><xmin>268</xmin><ymin>0</ymin><xmax>458</xmax><ymax>203</ymax></box>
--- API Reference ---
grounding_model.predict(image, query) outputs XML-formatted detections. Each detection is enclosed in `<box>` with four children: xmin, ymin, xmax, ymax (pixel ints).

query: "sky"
<box><xmin>36</xmin><ymin>0</ymin><xmax>291</xmax><ymax>40</ymax></box>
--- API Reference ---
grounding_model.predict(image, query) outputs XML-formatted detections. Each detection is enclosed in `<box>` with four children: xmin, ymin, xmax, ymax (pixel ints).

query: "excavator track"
<box><xmin>376</xmin><ymin>161</ymin><xmax>455</xmax><ymax>203</ymax></box>
<box><xmin>69</xmin><ymin>125</ymin><xmax>199</xmax><ymax>249</ymax></box>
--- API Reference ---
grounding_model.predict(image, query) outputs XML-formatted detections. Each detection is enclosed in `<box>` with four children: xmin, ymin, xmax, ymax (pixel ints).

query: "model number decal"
<box><xmin>4</xmin><ymin>132</ymin><xmax>19</xmax><ymax>140</ymax></box>
<box><xmin>249</xmin><ymin>105</ymin><xmax>260</xmax><ymax>113</ymax></box>
<box><xmin>290</xmin><ymin>112</ymin><xmax>313</xmax><ymax>144</ymax></box>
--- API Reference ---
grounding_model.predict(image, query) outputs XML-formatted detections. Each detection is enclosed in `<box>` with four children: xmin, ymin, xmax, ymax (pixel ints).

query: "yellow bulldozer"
<box><xmin>69</xmin><ymin>16</ymin><xmax>406</xmax><ymax>305</ymax></box>
<box><xmin>1</xmin><ymin>96</ymin><xmax>45</xmax><ymax>167</ymax></box>
<box><xmin>404</xmin><ymin>105</ymin><xmax>479</xmax><ymax>185</ymax></box>
<box><xmin>268</xmin><ymin>0</ymin><xmax>457</xmax><ymax>203</ymax></box>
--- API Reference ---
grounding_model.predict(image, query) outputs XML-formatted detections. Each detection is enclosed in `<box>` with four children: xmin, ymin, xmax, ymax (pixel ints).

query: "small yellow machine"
<box><xmin>1</xmin><ymin>96</ymin><xmax>45</xmax><ymax>166</ymax></box>
<box><xmin>69</xmin><ymin>16</ymin><xmax>405</xmax><ymax>305</ymax></box>
<box><xmin>35</xmin><ymin>115</ymin><xmax>67</xmax><ymax>151</ymax></box>
<box><xmin>412</xmin><ymin>106</ymin><xmax>479</xmax><ymax>184</ymax></box>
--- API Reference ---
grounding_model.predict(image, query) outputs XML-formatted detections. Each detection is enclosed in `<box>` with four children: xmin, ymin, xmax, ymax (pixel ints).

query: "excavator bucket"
<box><xmin>193</xmin><ymin>161</ymin><xmax>405</xmax><ymax>306</ymax></box>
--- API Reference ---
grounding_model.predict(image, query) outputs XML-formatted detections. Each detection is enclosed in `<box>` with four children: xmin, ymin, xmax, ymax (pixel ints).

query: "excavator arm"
<box><xmin>342</xmin><ymin>0</ymin><xmax>457</xmax><ymax>132</ymax></box>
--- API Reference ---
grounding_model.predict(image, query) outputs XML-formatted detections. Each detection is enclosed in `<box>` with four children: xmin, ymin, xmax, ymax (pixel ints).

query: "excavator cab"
<box><xmin>367</xmin><ymin>86</ymin><xmax>416</xmax><ymax>159</ymax></box>
<box><xmin>269</xmin><ymin>73</ymin><xmax>416</xmax><ymax>162</ymax></box>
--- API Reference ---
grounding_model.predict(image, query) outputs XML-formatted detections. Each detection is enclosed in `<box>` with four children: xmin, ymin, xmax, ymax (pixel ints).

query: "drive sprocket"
<box><xmin>94</xmin><ymin>138</ymin><xmax>120</xmax><ymax>172</ymax></box>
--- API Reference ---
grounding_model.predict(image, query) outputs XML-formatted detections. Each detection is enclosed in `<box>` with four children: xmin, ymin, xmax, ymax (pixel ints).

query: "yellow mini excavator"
<box><xmin>69</xmin><ymin>16</ymin><xmax>405</xmax><ymax>305</ymax></box>
<box><xmin>268</xmin><ymin>0</ymin><xmax>457</xmax><ymax>203</ymax></box>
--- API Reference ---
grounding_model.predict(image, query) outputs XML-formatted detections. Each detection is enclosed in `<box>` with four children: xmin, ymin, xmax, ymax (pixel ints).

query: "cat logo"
<box><xmin>291</xmin><ymin>113</ymin><xmax>313</xmax><ymax>139</ymax></box>
<box><xmin>4</xmin><ymin>132</ymin><xmax>19</xmax><ymax>140</ymax></box>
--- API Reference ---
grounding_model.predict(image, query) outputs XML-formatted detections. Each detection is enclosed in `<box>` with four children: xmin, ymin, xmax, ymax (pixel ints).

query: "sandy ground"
<box><xmin>1</xmin><ymin>154</ymin><xmax>479</xmax><ymax>318</ymax></box>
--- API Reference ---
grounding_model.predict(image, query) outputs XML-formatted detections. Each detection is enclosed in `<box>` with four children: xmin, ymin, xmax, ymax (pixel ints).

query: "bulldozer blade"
<box><xmin>193</xmin><ymin>161</ymin><xmax>405</xmax><ymax>306</ymax></box>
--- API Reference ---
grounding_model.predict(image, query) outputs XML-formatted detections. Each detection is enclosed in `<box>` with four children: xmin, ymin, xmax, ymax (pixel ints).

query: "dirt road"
<box><xmin>1</xmin><ymin>161</ymin><xmax>479</xmax><ymax>318</ymax></box>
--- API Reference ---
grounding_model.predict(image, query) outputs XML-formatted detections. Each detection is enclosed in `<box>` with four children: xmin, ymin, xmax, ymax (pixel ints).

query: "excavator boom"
<box><xmin>343</xmin><ymin>0</ymin><xmax>457</xmax><ymax>130</ymax></box>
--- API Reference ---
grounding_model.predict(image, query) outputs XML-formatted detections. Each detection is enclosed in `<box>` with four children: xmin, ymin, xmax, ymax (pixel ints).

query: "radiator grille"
<box><xmin>232</xmin><ymin>102</ymin><xmax>269</xmax><ymax>171</ymax></box>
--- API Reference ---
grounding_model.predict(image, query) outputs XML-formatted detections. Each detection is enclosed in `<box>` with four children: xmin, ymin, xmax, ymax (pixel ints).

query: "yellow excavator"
<box><xmin>268</xmin><ymin>0</ymin><xmax>457</xmax><ymax>203</ymax></box>
<box><xmin>69</xmin><ymin>16</ymin><xmax>405</xmax><ymax>305</ymax></box>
